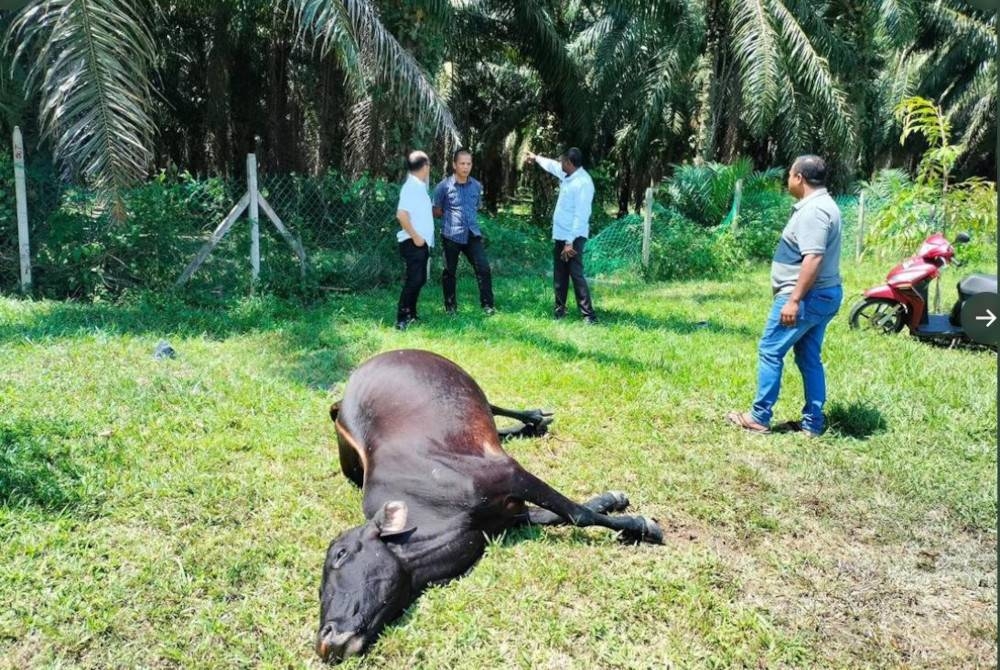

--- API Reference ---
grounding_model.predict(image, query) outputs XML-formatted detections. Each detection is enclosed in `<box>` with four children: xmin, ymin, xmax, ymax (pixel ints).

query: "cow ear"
<box><xmin>373</xmin><ymin>500</ymin><xmax>415</xmax><ymax>540</ymax></box>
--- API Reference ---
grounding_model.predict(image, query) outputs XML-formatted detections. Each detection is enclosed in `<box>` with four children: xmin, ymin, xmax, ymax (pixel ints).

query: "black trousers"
<box><xmin>442</xmin><ymin>236</ymin><xmax>494</xmax><ymax>309</ymax></box>
<box><xmin>553</xmin><ymin>237</ymin><xmax>595</xmax><ymax>319</ymax></box>
<box><xmin>397</xmin><ymin>239</ymin><xmax>430</xmax><ymax>322</ymax></box>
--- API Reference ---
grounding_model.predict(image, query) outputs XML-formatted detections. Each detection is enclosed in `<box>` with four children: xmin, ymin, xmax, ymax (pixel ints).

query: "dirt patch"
<box><xmin>655</xmin><ymin>505</ymin><xmax>997</xmax><ymax>668</ymax></box>
<box><xmin>0</xmin><ymin>632</ymin><xmax>45</xmax><ymax>670</ymax></box>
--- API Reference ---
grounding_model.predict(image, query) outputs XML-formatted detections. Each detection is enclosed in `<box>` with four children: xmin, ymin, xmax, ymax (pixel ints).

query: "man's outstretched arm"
<box><xmin>525</xmin><ymin>152</ymin><xmax>565</xmax><ymax>180</ymax></box>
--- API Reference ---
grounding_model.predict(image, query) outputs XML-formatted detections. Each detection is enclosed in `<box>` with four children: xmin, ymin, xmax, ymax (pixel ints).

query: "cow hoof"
<box><xmin>618</xmin><ymin>517</ymin><xmax>664</xmax><ymax>545</ymax></box>
<box><xmin>603</xmin><ymin>491</ymin><xmax>630</xmax><ymax>513</ymax></box>
<box><xmin>641</xmin><ymin>517</ymin><xmax>664</xmax><ymax>544</ymax></box>
<box><xmin>527</xmin><ymin>409</ymin><xmax>554</xmax><ymax>436</ymax></box>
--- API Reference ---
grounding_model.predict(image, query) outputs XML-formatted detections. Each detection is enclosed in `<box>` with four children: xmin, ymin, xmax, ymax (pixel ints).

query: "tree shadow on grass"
<box><xmin>0</xmin><ymin>292</ymin><xmax>370</xmax><ymax>390</ymax></box>
<box><xmin>0</xmin><ymin>293</ymin><xmax>326</xmax><ymax>344</ymax></box>
<box><xmin>825</xmin><ymin>401</ymin><xmax>888</xmax><ymax>439</ymax></box>
<box><xmin>596</xmin><ymin>306</ymin><xmax>757</xmax><ymax>337</ymax></box>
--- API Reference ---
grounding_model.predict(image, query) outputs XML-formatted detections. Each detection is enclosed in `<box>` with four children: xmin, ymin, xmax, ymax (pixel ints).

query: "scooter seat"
<box><xmin>958</xmin><ymin>274</ymin><xmax>997</xmax><ymax>297</ymax></box>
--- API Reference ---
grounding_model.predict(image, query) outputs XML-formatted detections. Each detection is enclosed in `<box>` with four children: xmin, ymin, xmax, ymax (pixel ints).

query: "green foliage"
<box><xmin>661</xmin><ymin>158</ymin><xmax>784</xmax><ymax>228</ymax></box>
<box><xmin>645</xmin><ymin>209</ymin><xmax>725</xmax><ymax>280</ymax></box>
<box><xmin>29</xmin><ymin>174</ymin><xmax>237</xmax><ymax>299</ymax></box>
<box><xmin>862</xmin><ymin>169</ymin><xmax>997</xmax><ymax>264</ymax></box>
<box><xmin>895</xmin><ymin>96</ymin><xmax>963</xmax><ymax>186</ymax></box>
<box><xmin>3</xmin><ymin>169</ymin><xmax>558</xmax><ymax>300</ymax></box>
<box><xmin>586</xmin><ymin>159</ymin><xmax>792</xmax><ymax>281</ymax></box>
<box><xmin>864</xmin><ymin>97</ymin><xmax>997</xmax><ymax>264</ymax></box>
<box><xmin>587</xmin><ymin>214</ymin><xmax>644</xmax><ymax>277</ymax></box>
<box><xmin>0</xmin><ymin>149</ymin><xmax>13</xmax><ymax>232</ymax></box>
<box><xmin>586</xmin><ymin>162</ymin><xmax>620</xmax><ymax>230</ymax></box>
<box><xmin>8</xmin><ymin>0</ymin><xmax>158</xmax><ymax>198</ymax></box>
<box><xmin>477</xmin><ymin>212</ymin><xmax>550</xmax><ymax>276</ymax></box>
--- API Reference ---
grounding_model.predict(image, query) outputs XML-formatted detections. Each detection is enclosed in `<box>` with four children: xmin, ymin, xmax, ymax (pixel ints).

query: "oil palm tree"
<box><xmin>3</xmin><ymin>0</ymin><xmax>459</xmax><ymax>197</ymax></box>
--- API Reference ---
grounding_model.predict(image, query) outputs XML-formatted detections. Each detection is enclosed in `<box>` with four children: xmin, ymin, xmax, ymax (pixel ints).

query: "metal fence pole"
<box><xmin>856</xmin><ymin>190</ymin><xmax>866</xmax><ymax>261</ymax></box>
<box><xmin>13</xmin><ymin>127</ymin><xmax>31</xmax><ymax>293</ymax></box>
<box><xmin>642</xmin><ymin>184</ymin><xmax>653</xmax><ymax>269</ymax></box>
<box><xmin>731</xmin><ymin>178</ymin><xmax>743</xmax><ymax>230</ymax></box>
<box><xmin>247</xmin><ymin>154</ymin><xmax>260</xmax><ymax>284</ymax></box>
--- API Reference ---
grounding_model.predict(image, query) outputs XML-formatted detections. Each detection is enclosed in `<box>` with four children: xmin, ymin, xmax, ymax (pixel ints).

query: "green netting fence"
<box><xmin>8</xmin><ymin>148</ymin><xmax>980</xmax><ymax>300</ymax></box>
<box><xmin>586</xmin><ymin>183</ymin><xmax>869</xmax><ymax>280</ymax></box>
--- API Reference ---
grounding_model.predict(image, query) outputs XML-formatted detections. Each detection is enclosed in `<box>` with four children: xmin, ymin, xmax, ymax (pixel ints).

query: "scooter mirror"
<box><xmin>955</xmin><ymin>232</ymin><xmax>971</xmax><ymax>244</ymax></box>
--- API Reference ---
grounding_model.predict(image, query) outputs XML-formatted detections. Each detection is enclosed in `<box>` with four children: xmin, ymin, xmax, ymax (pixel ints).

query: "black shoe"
<box><xmin>585</xmin><ymin>316</ymin><xmax>599</xmax><ymax>325</ymax></box>
<box><xmin>483</xmin><ymin>306</ymin><xmax>495</xmax><ymax>316</ymax></box>
<box><xmin>554</xmin><ymin>311</ymin><xmax>566</xmax><ymax>320</ymax></box>
<box><xmin>395</xmin><ymin>316</ymin><xmax>419</xmax><ymax>331</ymax></box>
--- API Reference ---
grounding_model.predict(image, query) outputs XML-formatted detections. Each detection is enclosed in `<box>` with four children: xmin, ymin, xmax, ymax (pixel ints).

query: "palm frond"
<box><xmin>290</xmin><ymin>0</ymin><xmax>460</xmax><ymax>143</ymax></box>
<box><xmin>876</xmin><ymin>0</ymin><xmax>918</xmax><ymax>46</ymax></box>
<box><xmin>767</xmin><ymin>0</ymin><xmax>855</xmax><ymax>149</ymax></box>
<box><xmin>506</xmin><ymin>0</ymin><xmax>593</xmax><ymax>142</ymax></box>
<box><xmin>631</xmin><ymin>14</ymin><xmax>704</xmax><ymax>165</ymax></box>
<box><xmin>727</xmin><ymin>0</ymin><xmax>781</xmax><ymax>135</ymax></box>
<box><xmin>772</xmin><ymin>65</ymin><xmax>810</xmax><ymax>155</ymax></box>
<box><xmin>345</xmin><ymin>94</ymin><xmax>374</xmax><ymax>175</ymax></box>
<box><xmin>7</xmin><ymin>0</ymin><xmax>158</xmax><ymax>192</ymax></box>
<box><xmin>957</xmin><ymin>89</ymin><xmax>995</xmax><ymax>159</ymax></box>
<box><xmin>925</xmin><ymin>2</ymin><xmax>996</xmax><ymax>57</ymax></box>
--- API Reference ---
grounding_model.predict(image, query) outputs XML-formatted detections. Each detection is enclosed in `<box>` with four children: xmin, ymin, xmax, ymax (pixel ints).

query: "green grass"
<box><xmin>1</xmin><ymin>262</ymin><xmax>996</xmax><ymax>669</ymax></box>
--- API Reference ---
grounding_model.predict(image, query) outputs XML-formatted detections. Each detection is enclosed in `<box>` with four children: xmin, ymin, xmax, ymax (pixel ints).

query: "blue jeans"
<box><xmin>750</xmin><ymin>286</ymin><xmax>843</xmax><ymax>433</ymax></box>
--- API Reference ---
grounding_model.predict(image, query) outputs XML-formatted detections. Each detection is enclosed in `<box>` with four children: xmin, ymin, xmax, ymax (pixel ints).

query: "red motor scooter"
<box><xmin>848</xmin><ymin>232</ymin><xmax>997</xmax><ymax>348</ymax></box>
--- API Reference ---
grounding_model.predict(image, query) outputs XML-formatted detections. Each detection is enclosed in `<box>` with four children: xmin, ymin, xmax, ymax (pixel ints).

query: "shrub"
<box><xmin>862</xmin><ymin>169</ymin><xmax>997</xmax><ymax>265</ymax></box>
<box><xmin>661</xmin><ymin>157</ymin><xmax>785</xmax><ymax>228</ymax></box>
<box><xmin>645</xmin><ymin>208</ymin><xmax>726</xmax><ymax>281</ymax></box>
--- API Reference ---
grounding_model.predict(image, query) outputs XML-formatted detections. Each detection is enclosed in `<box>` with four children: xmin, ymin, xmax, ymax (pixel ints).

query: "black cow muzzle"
<box><xmin>316</xmin><ymin>627</ymin><xmax>365</xmax><ymax>663</ymax></box>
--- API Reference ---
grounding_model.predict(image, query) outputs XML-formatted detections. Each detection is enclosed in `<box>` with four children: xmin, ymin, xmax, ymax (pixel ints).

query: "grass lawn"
<box><xmin>1</xmin><ymin>262</ymin><xmax>996</xmax><ymax>669</ymax></box>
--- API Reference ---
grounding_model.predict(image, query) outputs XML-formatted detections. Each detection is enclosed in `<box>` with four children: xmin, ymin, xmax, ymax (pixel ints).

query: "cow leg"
<box><xmin>489</xmin><ymin>405</ymin><xmax>553</xmax><ymax>439</ymax></box>
<box><xmin>525</xmin><ymin>491</ymin><xmax>630</xmax><ymax>526</ymax></box>
<box><xmin>513</xmin><ymin>470</ymin><xmax>662</xmax><ymax>544</ymax></box>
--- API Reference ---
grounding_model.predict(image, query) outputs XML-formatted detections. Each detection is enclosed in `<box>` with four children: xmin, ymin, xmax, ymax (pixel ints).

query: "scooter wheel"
<box><xmin>848</xmin><ymin>298</ymin><xmax>907</xmax><ymax>334</ymax></box>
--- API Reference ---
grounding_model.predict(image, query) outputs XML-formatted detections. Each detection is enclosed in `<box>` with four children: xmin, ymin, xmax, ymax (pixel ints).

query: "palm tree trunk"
<box><xmin>617</xmin><ymin>162</ymin><xmax>632</xmax><ymax>218</ymax></box>
<box><xmin>206</xmin><ymin>6</ymin><xmax>232</xmax><ymax>174</ymax></box>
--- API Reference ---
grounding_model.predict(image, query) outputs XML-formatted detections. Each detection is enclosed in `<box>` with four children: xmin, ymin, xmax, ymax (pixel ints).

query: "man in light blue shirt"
<box><xmin>525</xmin><ymin>147</ymin><xmax>598</xmax><ymax>324</ymax></box>
<box><xmin>394</xmin><ymin>150</ymin><xmax>435</xmax><ymax>331</ymax></box>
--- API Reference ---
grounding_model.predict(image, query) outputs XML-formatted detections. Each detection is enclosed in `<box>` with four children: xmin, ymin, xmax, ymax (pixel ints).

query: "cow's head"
<box><xmin>316</xmin><ymin>500</ymin><xmax>415</xmax><ymax>663</ymax></box>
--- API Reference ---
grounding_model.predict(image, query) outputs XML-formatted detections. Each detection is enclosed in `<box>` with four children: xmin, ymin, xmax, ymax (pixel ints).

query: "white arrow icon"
<box><xmin>975</xmin><ymin>309</ymin><xmax>996</xmax><ymax>327</ymax></box>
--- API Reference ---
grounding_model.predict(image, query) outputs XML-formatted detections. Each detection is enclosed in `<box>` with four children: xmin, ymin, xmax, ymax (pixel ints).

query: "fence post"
<box><xmin>642</xmin><ymin>184</ymin><xmax>653</xmax><ymax>269</ymax></box>
<box><xmin>731</xmin><ymin>178</ymin><xmax>743</xmax><ymax>230</ymax></box>
<box><xmin>856</xmin><ymin>190</ymin><xmax>866</xmax><ymax>261</ymax></box>
<box><xmin>247</xmin><ymin>154</ymin><xmax>260</xmax><ymax>284</ymax></box>
<box><xmin>13</xmin><ymin>127</ymin><xmax>31</xmax><ymax>293</ymax></box>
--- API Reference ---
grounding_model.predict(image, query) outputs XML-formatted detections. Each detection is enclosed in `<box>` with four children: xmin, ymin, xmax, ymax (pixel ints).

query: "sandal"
<box><xmin>725</xmin><ymin>411</ymin><xmax>771</xmax><ymax>434</ymax></box>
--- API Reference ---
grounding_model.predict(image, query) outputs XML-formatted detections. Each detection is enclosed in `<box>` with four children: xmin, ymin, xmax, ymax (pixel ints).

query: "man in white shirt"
<box><xmin>395</xmin><ymin>150</ymin><xmax>435</xmax><ymax>331</ymax></box>
<box><xmin>525</xmin><ymin>147</ymin><xmax>598</xmax><ymax>324</ymax></box>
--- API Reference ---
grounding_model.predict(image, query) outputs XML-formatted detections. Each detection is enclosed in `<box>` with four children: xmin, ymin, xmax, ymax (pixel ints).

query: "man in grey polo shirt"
<box><xmin>727</xmin><ymin>155</ymin><xmax>843</xmax><ymax>437</ymax></box>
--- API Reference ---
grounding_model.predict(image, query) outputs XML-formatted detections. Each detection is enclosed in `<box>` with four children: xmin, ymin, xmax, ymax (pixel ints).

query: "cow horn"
<box><xmin>374</xmin><ymin>500</ymin><xmax>413</xmax><ymax>538</ymax></box>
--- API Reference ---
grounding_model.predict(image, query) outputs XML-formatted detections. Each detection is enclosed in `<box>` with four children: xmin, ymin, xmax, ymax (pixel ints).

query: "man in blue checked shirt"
<box><xmin>432</xmin><ymin>148</ymin><xmax>495</xmax><ymax>315</ymax></box>
<box><xmin>525</xmin><ymin>147</ymin><xmax>598</xmax><ymax>324</ymax></box>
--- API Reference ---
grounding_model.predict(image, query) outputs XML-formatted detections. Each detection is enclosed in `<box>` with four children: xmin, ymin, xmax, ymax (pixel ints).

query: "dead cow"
<box><xmin>317</xmin><ymin>349</ymin><xmax>662</xmax><ymax>663</ymax></box>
